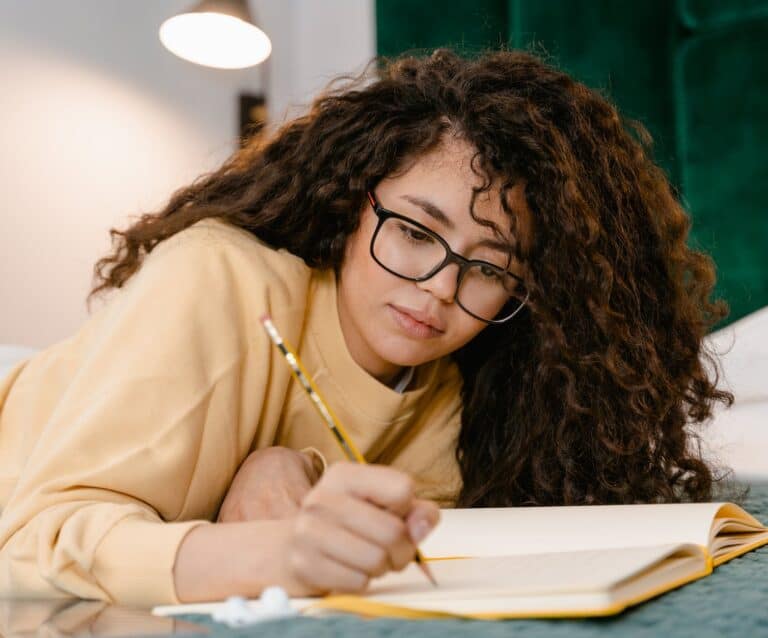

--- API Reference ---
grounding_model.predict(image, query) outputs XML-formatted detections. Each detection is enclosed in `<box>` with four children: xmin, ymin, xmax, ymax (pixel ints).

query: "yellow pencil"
<box><xmin>260</xmin><ymin>313</ymin><xmax>438</xmax><ymax>587</ymax></box>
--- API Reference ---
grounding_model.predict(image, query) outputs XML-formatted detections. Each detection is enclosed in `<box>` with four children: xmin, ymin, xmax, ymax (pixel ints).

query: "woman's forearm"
<box><xmin>173</xmin><ymin>519</ymin><xmax>293</xmax><ymax>603</ymax></box>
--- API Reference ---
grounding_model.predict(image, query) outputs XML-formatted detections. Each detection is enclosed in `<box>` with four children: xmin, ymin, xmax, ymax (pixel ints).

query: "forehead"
<box><xmin>385</xmin><ymin>136</ymin><xmax>528</xmax><ymax>245</ymax></box>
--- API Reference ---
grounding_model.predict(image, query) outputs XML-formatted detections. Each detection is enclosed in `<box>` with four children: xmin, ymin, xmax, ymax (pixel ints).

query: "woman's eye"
<box><xmin>479</xmin><ymin>265</ymin><xmax>502</xmax><ymax>280</ymax></box>
<box><xmin>398</xmin><ymin>224</ymin><xmax>432</xmax><ymax>243</ymax></box>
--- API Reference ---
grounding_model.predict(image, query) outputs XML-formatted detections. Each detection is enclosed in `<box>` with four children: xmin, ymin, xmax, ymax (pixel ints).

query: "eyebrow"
<box><xmin>399</xmin><ymin>194</ymin><xmax>512</xmax><ymax>253</ymax></box>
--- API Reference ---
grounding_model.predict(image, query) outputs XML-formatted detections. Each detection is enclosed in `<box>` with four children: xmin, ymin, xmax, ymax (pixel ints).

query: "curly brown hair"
<box><xmin>90</xmin><ymin>47</ymin><xmax>736</xmax><ymax>507</ymax></box>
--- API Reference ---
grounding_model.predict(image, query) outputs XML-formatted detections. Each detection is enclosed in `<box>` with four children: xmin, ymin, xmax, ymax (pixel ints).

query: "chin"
<box><xmin>375</xmin><ymin>343</ymin><xmax>438</xmax><ymax>368</ymax></box>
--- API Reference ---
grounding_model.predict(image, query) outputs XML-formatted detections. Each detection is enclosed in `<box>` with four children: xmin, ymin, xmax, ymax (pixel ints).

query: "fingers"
<box><xmin>287</xmin><ymin>549</ymin><xmax>369</xmax><ymax>594</ymax></box>
<box><xmin>295</xmin><ymin>513</ymin><xmax>392</xmax><ymax>580</ymax></box>
<box><xmin>306</xmin><ymin>491</ymin><xmax>417</xmax><ymax>571</ymax></box>
<box><xmin>406</xmin><ymin>498</ymin><xmax>441</xmax><ymax>544</ymax></box>
<box><xmin>285</xmin><ymin>463</ymin><xmax>443</xmax><ymax>594</ymax></box>
<box><xmin>298</xmin><ymin>464</ymin><xmax>440</xmax><ymax>573</ymax></box>
<box><xmin>318</xmin><ymin>463</ymin><xmax>415</xmax><ymax>516</ymax></box>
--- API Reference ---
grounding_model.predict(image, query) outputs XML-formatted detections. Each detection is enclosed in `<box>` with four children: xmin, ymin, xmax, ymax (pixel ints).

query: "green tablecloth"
<box><xmin>182</xmin><ymin>483</ymin><xmax>768</xmax><ymax>638</ymax></box>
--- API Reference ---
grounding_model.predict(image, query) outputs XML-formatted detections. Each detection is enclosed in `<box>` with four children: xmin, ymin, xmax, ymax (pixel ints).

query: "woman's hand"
<box><xmin>278</xmin><ymin>462</ymin><xmax>440</xmax><ymax>596</ymax></box>
<box><xmin>217</xmin><ymin>446</ymin><xmax>322</xmax><ymax>522</ymax></box>
<box><xmin>175</xmin><ymin>462</ymin><xmax>440</xmax><ymax>602</ymax></box>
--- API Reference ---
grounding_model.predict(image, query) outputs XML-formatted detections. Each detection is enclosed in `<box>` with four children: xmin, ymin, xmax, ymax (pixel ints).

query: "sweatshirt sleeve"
<box><xmin>0</xmin><ymin>225</ymin><xmax>263</xmax><ymax>606</ymax></box>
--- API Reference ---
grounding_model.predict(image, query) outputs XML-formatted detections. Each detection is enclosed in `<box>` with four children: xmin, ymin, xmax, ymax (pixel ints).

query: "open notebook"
<box><xmin>154</xmin><ymin>502</ymin><xmax>768</xmax><ymax>620</ymax></box>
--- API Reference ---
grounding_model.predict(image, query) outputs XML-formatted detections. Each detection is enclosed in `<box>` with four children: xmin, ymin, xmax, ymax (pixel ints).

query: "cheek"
<box><xmin>345</xmin><ymin>242</ymin><xmax>397</xmax><ymax>309</ymax></box>
<box><xmin>446</xmin><ymin>312</ymin><xmax>487</xmax><ymax>350</ymax></box>
<box><xmin>352</xmin><ymin>237</ymin><xmax>399</xmax><ymax>293</ymax></box>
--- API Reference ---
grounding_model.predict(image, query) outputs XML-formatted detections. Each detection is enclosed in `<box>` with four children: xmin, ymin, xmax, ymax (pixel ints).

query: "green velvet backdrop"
<box><xmin>376</xmin><ymin>0</ymin><xmax>768</xmax><ymax>326</ymax></box>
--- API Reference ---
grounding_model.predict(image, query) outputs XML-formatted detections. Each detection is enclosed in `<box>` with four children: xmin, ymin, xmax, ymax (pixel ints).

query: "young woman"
<box><xmin>0</xmin><ymin>48</ymin><xmax>731</xmax><ymax>606</ymax></box>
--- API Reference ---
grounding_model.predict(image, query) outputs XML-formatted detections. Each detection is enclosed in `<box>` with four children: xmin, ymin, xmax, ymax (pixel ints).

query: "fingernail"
<box><xmin>410</xmin><ymin>518</ymin><xmax>432</xmax><ymax>543</ymax></box>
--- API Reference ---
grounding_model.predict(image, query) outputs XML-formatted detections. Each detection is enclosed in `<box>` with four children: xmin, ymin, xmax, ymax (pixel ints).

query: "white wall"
<box><xmin>0</xmin><ymin>0</ymin><xmax>375</xmax><ymax>348</ymax></box>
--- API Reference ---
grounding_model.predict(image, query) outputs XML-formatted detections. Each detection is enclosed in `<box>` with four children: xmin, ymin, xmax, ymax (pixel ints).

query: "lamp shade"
<box><xmin>159</xmin><ymin>0</ymin><xmax>271</xmax><ymax>69</ymax></box>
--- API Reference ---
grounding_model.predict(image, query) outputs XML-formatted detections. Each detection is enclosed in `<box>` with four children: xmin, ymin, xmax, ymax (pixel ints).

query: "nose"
<box><xmin>416</xmin><ymin>262</ymin><xmax>460</xmax><ymax>304</ymax></box>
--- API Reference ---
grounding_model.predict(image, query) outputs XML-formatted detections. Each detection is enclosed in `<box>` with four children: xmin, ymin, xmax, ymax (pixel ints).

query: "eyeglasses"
<box><xmin>366</xmin><ymin>190</ymin><xmax>529</xmax><ymax>324</ymax></box>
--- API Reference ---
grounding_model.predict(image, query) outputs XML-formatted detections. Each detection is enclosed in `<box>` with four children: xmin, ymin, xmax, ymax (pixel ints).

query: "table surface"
<box><xmin>178</xmin><ymin>481</ymin><xmax>768</xmax><ymax>638</ymax></box>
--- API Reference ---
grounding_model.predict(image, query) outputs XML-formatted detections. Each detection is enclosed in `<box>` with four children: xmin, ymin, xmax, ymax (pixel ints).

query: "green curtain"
<box><xmin>376</xmin><ymin>0</ymin><xmax>768</xmax><ymax>326</ymax></box>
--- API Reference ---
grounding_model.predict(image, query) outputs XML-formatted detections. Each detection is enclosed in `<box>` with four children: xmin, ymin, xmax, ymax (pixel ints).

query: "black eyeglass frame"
<box><xmin>366</xmin><ymin>190</ymin><xmax>529</xmax><ymax>325</ymax></box>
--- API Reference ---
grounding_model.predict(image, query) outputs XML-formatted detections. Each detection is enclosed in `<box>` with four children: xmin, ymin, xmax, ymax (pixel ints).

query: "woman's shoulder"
<box><xmin>156</xmin><ymin>217</ymin><xmax>311</xmax><ymax>281</ymax></box>
<box><xmin>132</xmin><ymin>218</ymin><xmax>314</xmax><ymax>309</ymax></box>
<box><xmin>94</xmin><ymin>217</ymin><xmax>314</xmax><ymax>337</ymax></box>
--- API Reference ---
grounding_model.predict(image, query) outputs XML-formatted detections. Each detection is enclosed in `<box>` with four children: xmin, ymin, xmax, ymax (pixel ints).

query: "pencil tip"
<box><xmin>419</xmin><ymin>562</ymin><xmax>438</xmax><ymax>587</ymax></box>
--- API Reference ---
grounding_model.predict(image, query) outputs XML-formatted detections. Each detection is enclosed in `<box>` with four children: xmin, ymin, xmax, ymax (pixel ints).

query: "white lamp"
<box><xmin>159</xmin><ymin>0</ymin><xmax>272</xmax><ymax>69</ymax></box>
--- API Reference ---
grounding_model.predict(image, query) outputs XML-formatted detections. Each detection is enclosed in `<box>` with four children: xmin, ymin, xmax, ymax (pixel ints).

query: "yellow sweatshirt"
<box><xmin>0</xmin><ymin>218</ymin><xmax>463</xmax><ymax>607</ymax></box>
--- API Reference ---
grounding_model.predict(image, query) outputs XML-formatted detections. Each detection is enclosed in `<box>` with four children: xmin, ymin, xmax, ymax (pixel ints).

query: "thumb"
<box><xmin>406</xmin><ymin>499</ymin><xmax>441</xmax><ymax>544</ymax></box>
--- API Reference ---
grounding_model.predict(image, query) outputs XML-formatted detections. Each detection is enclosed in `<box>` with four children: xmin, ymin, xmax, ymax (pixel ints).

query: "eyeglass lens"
<box><xmin>373</xmin><ymin>215</ymin><xmax>524</xmax><ymax>322</ymax></box>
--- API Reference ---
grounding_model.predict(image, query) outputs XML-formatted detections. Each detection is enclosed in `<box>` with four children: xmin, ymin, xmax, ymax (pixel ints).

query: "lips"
<box><xmin>389</xmin><ymin>304</ymin><xmax>445</xmax><ymax>332</ymax></box>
